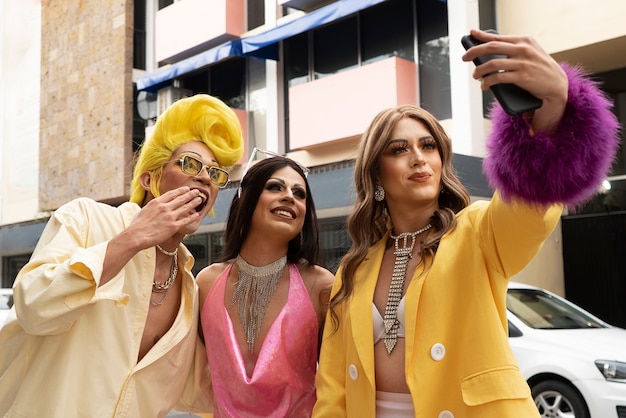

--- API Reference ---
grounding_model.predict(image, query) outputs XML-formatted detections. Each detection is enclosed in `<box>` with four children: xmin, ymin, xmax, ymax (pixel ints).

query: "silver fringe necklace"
<box><xmin>384</xmin><ymin>223</ymin><xmax>432</xmax><ymax>354</ymax></box>
<box><xmin>232</xmin><ymin>254</ymin><xmax>287</xmax><ymax>353</ymax></box>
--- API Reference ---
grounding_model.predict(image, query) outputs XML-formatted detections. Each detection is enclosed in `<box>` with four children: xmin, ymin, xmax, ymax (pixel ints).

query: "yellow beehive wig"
<box><xmin>130</xmin><ymin>94</ymin><xmax>244</xmax><ymax>205</ymax></box>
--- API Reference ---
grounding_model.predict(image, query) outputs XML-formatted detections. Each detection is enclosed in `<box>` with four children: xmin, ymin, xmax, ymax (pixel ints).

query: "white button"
<box><xmin>348</xmin><ymin>364</ymin><xmax>358</xmax><ymax>381</ymax></box>
<box><xmin>438</xmin><ymin>411</ymin><xmax>454</xmax><ymax>418</ymax></box>
<box><xmin>430</xmin><ymin>343</ymin><xmax>446</xmax><ymax>361</ymax></box>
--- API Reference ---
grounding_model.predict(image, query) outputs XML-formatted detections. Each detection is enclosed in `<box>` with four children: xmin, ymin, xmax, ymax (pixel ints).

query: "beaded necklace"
<box><xmin>383</xmin><ymin>223</ymin><xmax>432</xmax><ymax>353</ymax></box>
<box><xmin>232</xmin><ymin>254</ymin><xmax>287</xmax><ymax>353</ymax></box>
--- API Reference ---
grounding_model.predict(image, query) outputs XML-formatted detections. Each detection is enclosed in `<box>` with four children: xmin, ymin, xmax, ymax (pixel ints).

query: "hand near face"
<box><xmin>128</xmin><ymin>186</ymin><xmax>206</xmax><ymax>248</ymax></box>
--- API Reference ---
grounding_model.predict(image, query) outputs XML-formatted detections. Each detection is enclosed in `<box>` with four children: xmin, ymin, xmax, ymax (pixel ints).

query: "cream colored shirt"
<box><xmin>0</xmin><ymin>198</ymin><xmax>212</xmax><ymax>417</ymax></box>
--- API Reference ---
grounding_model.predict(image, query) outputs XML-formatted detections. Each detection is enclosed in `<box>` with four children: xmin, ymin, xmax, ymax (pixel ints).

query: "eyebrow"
<box><xmin>176</xmin><ymin>150</ymin><xmax>218</xmax><ymax>164</ymax></box>
<box><xmin>386</xmin><ymin>135</ymin><xmax>435</xmax><ymax>146</ymax></box>
<box><xmin>267</xmin><ymin>177</ymin><xmax>306</xmax><ymax>189</ymax></box>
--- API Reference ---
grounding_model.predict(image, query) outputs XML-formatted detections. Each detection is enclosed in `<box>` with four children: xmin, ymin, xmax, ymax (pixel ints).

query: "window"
<box><xmin>313</xmin><ymin>17</ymin><xmax>358</xmax><ymax>80</ymax></box>
<box><xmin>247</xmin><ymin>0</ymin><xmax>265</xmax><ymax>31</ymax></box>
<box><xmin>132</xmin><ymin>84</ymin><xmax>147</xmax><ymax>152</ymax></box>
<box><xmin>183</xmin><ymin>232</ymin><xmax>225</xmax><ymax>276</ymax></box>
<box><xmin>361</xmin><ymin>0</ymin><xmax>414</xmax><ymax>65</ymax></box>
<box><xmin>133</xmin><ymin>0</ymin><xmax>147</xmax><ymax>70</ymax></box>
<box><xmin>318</xmin><ymin>218</ymin><xmax>351</xmax><ymax>274</ymax></box>
<box><xmin>416</xmin><ymin>0</ymin><xmax>451</xmax><ymax>119</ymax></box>
<box><xmin>285</xmin><ymin>32</ymin><xmax>309</xmax><ymax>87</ymax></box>
<box><xmin>2</xmin><ymin>254</ymin><xmax>31</xmax><ymax>288</ymax></box>
<box><xmin>574</xmin><ymin>68</ymin><xmax>626</xmax><ymax>214</ymax></box>
<box><xmin>178</xmin><ymin>58</ymin><xmax>247</xmax><ymax>109</ymax></box>
<box><xmin>283</xmin><ymin>0</ymin><xmax>451</xmax><ymax>119</ymax></box>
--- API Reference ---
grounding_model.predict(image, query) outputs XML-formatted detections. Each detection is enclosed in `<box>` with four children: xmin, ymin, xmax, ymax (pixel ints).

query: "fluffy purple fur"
<box><xmin>483</xmin><ymin>64</ymin><xmax>621</xmax><ymax>208</ymax></box>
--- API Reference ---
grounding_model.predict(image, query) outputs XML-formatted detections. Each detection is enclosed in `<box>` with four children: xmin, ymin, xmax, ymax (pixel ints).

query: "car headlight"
<box><xmin>595</xmin><ymin>360</ymin><xmax>626</xmax><ymax>383</ymax></box>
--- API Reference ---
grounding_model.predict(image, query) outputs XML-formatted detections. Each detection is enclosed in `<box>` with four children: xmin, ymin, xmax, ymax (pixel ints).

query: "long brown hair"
<box><xmin>329</xmin><ymin>105</ymin><xmax>470</xmax><ymax>331</ymax></box>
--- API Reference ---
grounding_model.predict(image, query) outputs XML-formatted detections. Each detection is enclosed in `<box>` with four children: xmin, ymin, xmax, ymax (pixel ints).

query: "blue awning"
<box><xmin>136</xmin><ymin>0</ymin><xmax>388</xmax><ymax>91</ymax></box>
<box><xmin>240</xmin><ymin>0</ymin><xmax>387</xmax><ymax>59</ymax></box>
<box><xmin>136</xmin><ymin>41</ymin><xmax>239</xmax><ymax>91</ymax></box>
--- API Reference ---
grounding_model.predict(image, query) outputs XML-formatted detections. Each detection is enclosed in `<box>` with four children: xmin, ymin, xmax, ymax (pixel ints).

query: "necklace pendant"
<box><xmin>384</xmin><ymin>335</ymin><xmax>397</xmax><ymax>354</ymax></box>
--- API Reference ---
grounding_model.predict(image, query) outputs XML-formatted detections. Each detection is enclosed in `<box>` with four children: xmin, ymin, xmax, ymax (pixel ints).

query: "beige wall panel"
<box><xmin>40</xmin><ymin>0</ymin><xmax>134</xmax><ymax>210</ymax></box>
<box><xmin>497</xmin><ymin>0</ymin><xmax>626</xmax><ymax>73</ymax></box>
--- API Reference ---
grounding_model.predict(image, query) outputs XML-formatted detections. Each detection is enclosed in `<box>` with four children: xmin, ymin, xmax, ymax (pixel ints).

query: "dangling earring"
<box><xmin>440</xmin><ymin>184</ymin><xmax>445</xmax><ymax>194</ymax></box>
<box><xmin>375</xmin><ymin>185</ymin><xmax>385</xmax><ymax>201</ymax></box>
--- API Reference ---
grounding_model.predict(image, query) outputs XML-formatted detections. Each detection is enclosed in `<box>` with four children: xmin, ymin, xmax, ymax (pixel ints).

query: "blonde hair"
<box><xmin>130</xmin><ymin>94</ymin><xmax>244</xmax><ymax>205</ymax></box>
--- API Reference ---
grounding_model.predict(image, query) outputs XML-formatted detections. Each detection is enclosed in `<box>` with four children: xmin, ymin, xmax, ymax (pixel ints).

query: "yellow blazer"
<box><xmin>314</xmin><ymin>194</ymin><xmax>562</xmax><ymax>418</ymax></box>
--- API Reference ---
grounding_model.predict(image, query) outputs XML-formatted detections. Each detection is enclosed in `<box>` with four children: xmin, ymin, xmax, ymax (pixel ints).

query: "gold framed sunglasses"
<box><xmin>170</xmin><ymin>155</ymin><xmax>230</xmax><ymax>188</ymax></box>
<box><xmin>237</xmin><ymin>147</ymin><xmax>310</xmax><ymax>198</ymax></box>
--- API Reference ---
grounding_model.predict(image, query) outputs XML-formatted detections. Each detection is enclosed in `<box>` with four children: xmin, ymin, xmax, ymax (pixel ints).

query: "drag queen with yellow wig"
<box><xmin>0</xmin><ymin>94</ymin><xmax>243</xmax><ymax>417</ymax></box>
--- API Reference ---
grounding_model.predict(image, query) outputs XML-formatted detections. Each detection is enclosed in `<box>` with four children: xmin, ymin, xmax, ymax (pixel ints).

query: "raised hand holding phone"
<box><xmin>461</xmin><ymin>29</ymin><xmax>542</xmax><ymax>115</ymax></box>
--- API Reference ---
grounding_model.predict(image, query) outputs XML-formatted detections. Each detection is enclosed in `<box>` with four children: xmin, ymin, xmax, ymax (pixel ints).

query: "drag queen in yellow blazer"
<box><xmin>316</xmin><ymin>196</ymin><xmax>562</xmax><ymax>417</ymax></box>
<box><xmin>313</xmin><ymin>30</ymin><xmax>620</xmax><ymax>418</ymax></box>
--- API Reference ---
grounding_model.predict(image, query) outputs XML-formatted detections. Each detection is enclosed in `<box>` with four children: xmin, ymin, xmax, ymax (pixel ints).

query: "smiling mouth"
<box><xmin>273</xmin><ymin>209</ymin><xmax>296</xmax><ymax>219</ymax></box>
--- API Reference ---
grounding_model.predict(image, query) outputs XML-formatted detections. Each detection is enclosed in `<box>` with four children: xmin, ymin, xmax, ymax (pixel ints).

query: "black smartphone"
<box><xmin>461</xmin><ymin>29</ymin><xmax>542</xmax><ymax>115</ymax></box>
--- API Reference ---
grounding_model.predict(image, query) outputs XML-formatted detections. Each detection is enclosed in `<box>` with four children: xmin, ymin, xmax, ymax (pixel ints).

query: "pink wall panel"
<box><xmin>155</xmin><ymin>0</ymin><xmax>245</xmax><ymax>63</ymax></box>
<box><xmin>288</xmin><ymin>57</ymin><xmax>418</xmax><ymax>149</ymax></box>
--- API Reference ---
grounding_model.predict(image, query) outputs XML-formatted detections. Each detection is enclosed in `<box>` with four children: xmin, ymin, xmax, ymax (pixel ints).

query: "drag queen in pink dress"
<box><xmin>197</xmin><ymin>153</ymin><xmax>334</xmax><ymax>417</ymax></box>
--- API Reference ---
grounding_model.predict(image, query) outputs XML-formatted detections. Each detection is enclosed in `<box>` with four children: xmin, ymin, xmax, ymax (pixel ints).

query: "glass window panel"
<box><xmin>576</xmin><ymin>69</ymin><xmax>626</xmax><ymax>214</ymax></box>
<box><xmin>611</xmin><ymin>91</ymin><xmax>626</xmax><ymax>176</ymax></box>
<box><xmin>313</xmin><ymin>17</ymin><xmax>358</xmax><ymax>80</ymax></box>
<box><xmin>210</xmin><ymin>59</ymin><xmax>246</xmax><ymax>109</ymax></box>
<box><xmin>417</xmin><ymin>0</ymin><xmax>451</xmax><ymax>119</ymax></box>
<box><xmin>133</xmin><ymin>0</ymin><xmax>146</xmax><ymax>70</ymax></box>
<box><xmin>2</xmin><ymin>254</ymin><xmax>30</xmax><ymax>288</ymax></box>
<box><xmin>319</xmin><ymin>218</ymin><xmax>351</xmax><ymax>274</ymax></box>
<box><xmin>284</xmin><ymin>33</ymin><xmax>310</xmax><ymax>88</ymax></box>
<box><xmin>247</xmin><ymin>0</ymin><xmax>265</xmax><ymax>31</ymax></box>
<box><xmin>183</xmin><ymin>233</ymin><xmax>209</xmax><ymax>276</ymax></box>
<box><xmin>361</xmin><ymin>0</ymin><xmax>414</xmax><ymax>65</ymax></box>
<box><xmin>181</xmin><ymin>70</ymin><xmax>209</xmax><ymax>94</ymax></box>
<box><xmin>577</xmin><ymin>178</ymin><xmax>626</xmax><ymax>214</ymax></box>
<box><xmin>183</xmin><ymin>232</ymin><xmax>227</xmax><ymax>275</ymax></box>
<box><xmin>507</xmin><ymin>289</ymin><xmax>604</xmax><ymax>329</ymax></box>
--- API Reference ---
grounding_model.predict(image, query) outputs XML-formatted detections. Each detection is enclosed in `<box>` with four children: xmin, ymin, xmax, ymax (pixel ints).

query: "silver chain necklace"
<box><xmin>383</xmin><ymin>223</ymin><xmax>432</xmax><ymax>354</ymax></box>
<box><xmin>232</xmin><ymin>254</ymin><xmax>287</xmax><ymax>353</ymax></box>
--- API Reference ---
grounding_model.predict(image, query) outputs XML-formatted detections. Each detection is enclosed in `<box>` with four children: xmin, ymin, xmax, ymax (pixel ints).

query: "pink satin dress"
<box><xmin>201</xmin><ymin>262</ymin><xmax>318</xmax><ymax>417</ymax></box>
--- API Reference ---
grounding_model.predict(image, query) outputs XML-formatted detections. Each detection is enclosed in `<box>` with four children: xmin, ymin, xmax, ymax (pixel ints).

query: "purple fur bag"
<box><xmin>483</xmin><ymin>64</ymin><xmax>621</xmax><ymax>208</ymax></box>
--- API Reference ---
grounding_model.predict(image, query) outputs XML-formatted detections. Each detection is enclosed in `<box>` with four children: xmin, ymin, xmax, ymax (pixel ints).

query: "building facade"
<box><xmin>1</xmin><ymin>0</ymin><xmax>625</xmax><ymax>324</ymax></box>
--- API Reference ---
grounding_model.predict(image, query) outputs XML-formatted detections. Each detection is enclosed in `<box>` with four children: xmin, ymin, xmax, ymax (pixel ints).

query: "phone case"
<box><xmin>461</xmin><ymin>30</ymin><xmax>542</xmax><ymax>115</ymax></box>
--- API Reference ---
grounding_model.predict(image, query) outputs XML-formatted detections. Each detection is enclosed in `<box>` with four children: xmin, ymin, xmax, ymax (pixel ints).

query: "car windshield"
<box><xmin>507</xmin><ymin>289</ymin><xmax>605</xmax><ymax>329</ymax></box>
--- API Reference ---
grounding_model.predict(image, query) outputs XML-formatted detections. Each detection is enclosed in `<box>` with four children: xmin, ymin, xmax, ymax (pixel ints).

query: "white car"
<box><xmin>0</xmin><ymin>288</ymin><xmax>13</xmax><ymax>328</ymax></box>
<box><xmin>507</xmin><ymin>281</ymin><xmax>626</xmax><ymax>418</ymax></box>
